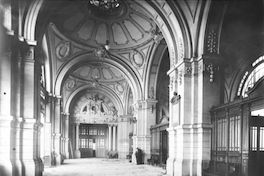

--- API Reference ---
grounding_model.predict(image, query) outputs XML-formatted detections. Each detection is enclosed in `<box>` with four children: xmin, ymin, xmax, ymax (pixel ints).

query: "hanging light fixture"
<box><xmin>89</xmin><ymin>0</ymin><xmax>120</xmax><ymax>10</ymax></box>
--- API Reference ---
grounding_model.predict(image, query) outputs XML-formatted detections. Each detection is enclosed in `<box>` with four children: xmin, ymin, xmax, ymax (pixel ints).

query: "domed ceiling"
<box><xmin>51</xmin><ymin>0</ymin><xmax>156</xmax><ymax>50</ymax></box>
<box><xmin>72</xmin><ymin>63</ymin><xmax>124</xmax><ymax>83</ymax></box>
<box><xmin>62</xmin><ymin>62</ymin><xmax>130</xmax><ymax>110</ymax></box>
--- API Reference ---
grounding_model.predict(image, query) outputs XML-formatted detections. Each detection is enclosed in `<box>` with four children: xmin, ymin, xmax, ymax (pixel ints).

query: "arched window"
<box><xmin>238</xmin><ymin>55</ymin><xmax>264</xmax><ymax>97</ymax></box>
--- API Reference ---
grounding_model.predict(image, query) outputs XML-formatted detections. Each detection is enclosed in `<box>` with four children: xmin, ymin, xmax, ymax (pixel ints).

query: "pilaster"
<box><xmin>167</xmin><ymin>57</ymin><xmax>214</xmax><ymax>176</ymax></box>
<box><xmin>54</xmin><ymin>95</ymin><xmax>62</xmax><ymax>165</ymax></box>
<box><xmin>11</xmin><ymin>118</ymin><xmax>23</xmax><ymax>176</ymax></box>
<box><xmin>64</xmin><ymin>113</ymin><xmax>70</xmax><ymax>159</ymax></box>
<box><xmin>74</xmin><ymin>123</ymin><xmax>81</xmax><ymax>158</ymax></box>
<box><xmin>117</xmin><ymin>115</ymin><xmax>132</xmax><ymax>159</ymax></box>
<box><xmin>21</xmin><ymin>118</ymin><xmax>41</xmax><ymax>176</ymax></box>
<box><xmin>132</xmin><ymin>99</ymin><xmax>157</xmax><ymax>163</ymax></box>
<box><xmin>0</xmin><ymin>117</ymin><xmax>13</xmax><ymax>176</ymax></box>
<box><xmin>0</xmin><ymin>30</ymin><xmax>13</xmax><ymax>176</ymax></box>
<box><xmin>20</xmin><ymin>45</ymin><xmax>43</xmax><ymax>176</ymax></box>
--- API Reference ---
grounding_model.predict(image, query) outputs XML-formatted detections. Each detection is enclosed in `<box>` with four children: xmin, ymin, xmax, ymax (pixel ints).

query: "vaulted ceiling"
<box><xmin>40</xmin><ymin>0</ymin><xmax>164</xmax><ymax>115</ymax></box>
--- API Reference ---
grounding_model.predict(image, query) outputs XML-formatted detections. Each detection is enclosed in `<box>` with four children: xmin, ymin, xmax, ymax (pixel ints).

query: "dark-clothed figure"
<box><xmin>135</xmin><ymin>148</ymin><xmax>143</xmax><ymax>164</ymax></box>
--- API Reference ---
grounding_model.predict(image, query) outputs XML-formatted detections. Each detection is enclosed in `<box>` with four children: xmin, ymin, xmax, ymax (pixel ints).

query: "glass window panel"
<box><xmin>260</xmin><ymin>127</ymin><xmax>264</xmax><ymax>151</ymax></box>
<box><xmin>89</xmin><ymin>139</ymin><xmax>93</xmax><ymax>148</ymax></box>
<box><xmin>251</xmin><ymin>127</ymin><xmax>257</xmax><ymax>151</ymax></box>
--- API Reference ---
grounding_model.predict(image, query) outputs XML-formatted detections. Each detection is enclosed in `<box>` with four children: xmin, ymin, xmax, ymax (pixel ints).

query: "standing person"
<box><xmin>135</xmin><ymin>148</ymin><xmax>143</xmax><ymax>164</ymax></box>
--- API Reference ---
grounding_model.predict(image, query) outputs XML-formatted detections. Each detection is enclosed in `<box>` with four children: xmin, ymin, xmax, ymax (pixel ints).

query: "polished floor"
<box><xmin>43</xmin><ymin>158</ymin><xmax>166</xmax><ymax>176</ymax></box>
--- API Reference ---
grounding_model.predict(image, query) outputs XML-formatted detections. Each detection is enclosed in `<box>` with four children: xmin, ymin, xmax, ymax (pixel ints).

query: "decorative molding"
<box><xmin>130</xmin><ymin>50</ymin><xmax>144</xmax><ymax>68</ymax></box>
<box><xmin>184</xmin><ymin>65</ymin><xmax>192</xmax><ymax>76</ymax></box>
<box><xmin>178</xmin><ymin>70</ymin><xmax>183</xmax><ymax>85</ymax></box>
<box><xmin>184</xmin><ymin>0</ymin><xmax>199</xmax><ymax>22</ymax></box>
<box><xmin>56</xmin><ymin>41</ymin><xmax>71</xmax><ymax>61</ymax></box>
<box><xmin>65</xmin><ymin>79</ymin><xmax>76</xmax><ymax>91</ymax></box>
<box><xmin>206</xmin><ymin>29</ymin><xmax>217</xmax><ymax>54</ymax></box>
<box><xmin>151</xmin><ymin>27</ymin><xmax>163</xmax><ymax>44</ymax></box>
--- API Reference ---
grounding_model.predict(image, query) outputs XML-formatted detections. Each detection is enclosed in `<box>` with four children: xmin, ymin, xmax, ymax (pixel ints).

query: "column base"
<box><xmin>13</xmin><ymin>159</ymin><xmax>23</xmax><ymax>176</ymax></box>
<box><xmin>43</xmin><ymin>155</ymin><xmax>52</xmax><ymax>167</ymax></box>
<box><xmin>55</xmin><ymin>154</ymin><xmax>62</xmax><ymax>165</ymax></box>
<box><xmin>0</xmin><ymin>117</ymin><xmax>13</xmax><ymax>176</ymax></box>
<box><xmin>74</xmin><ymin>150</ymin><xmax>81</xmax><ymax>159</ymax></box>
<box><xmin>132</xmin><ymin>152</ymin><xmax>137</xmax><ymax>164</ymax></box>
<box><xmin>65</xmin><ymin>152</ymin><xmax>70</xmax><ymax>159</ymax></box>
<box><xmin>191</xmin><ymin>159</ymin><xmax>210</xmax><ymax>176</ymax></box>
<box><xmin>0</xmin><ymin>159</ymin><xmax>12</xmax><ymax>176</ymax></box>
<box><xmin>22</xmin><ymin>160</ymin><xmax>38</xmax><ymax>176</ymax></box>
<box><xmin>166</xmin><ymin>157</ymin><xmax>175</xmax><ymax>176</ymax></box>
<box><xmin>173</xmin><ymin>158</ymin><xmax>192</xmax><ymax>176</ymax></box>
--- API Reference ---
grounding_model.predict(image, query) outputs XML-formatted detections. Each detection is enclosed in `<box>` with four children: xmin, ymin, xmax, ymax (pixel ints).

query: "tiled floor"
<box><xmin>43</xmin><ymin>158</ymin><xmax>166</xmax><ymax>176</ymax></box>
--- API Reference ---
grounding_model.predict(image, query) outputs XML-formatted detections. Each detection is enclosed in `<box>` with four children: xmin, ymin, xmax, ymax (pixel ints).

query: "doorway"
<box><xmin>160</xmin><ymin>130</ymin><xmax>168</xmax><ymax>164</ymax></box>
<box><xmin>79</xmin><ymin>124</ymin><xmax>107</xmax><ymax>158</ymax></box>
<box><xmin>249</xmin><ymin>109</ymin><xmax>264</xmax><ymax>176</ymax></box>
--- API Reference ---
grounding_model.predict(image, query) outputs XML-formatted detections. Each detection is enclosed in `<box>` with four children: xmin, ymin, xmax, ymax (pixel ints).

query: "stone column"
<box><xmin>108</xmin><ymin>125</ymin><xmax>112</xmax><ymax>151</ymax></box>
<box><xmin>113</xmin><ymin>125</ymin><xmax>117</xmax><ymax>151</ymax></box>
<box><xmin>117</xmin><ymin>115</ymin><xmax>132</xmax><ymax>158</ymax></box>
<box><xmin>0</xmin><ymin>24</ymin><xmax>13</xmax><ymax>176</ymax></box>
<box><xmin>54</xmin><ymin>95</ymin><xmax>62</xmax><ymax>165</ymax></box>
<box><xmin>11</xmin><ymin>45</ymin><xmax>23</xmax><ymax>176</ymax></box>
<box><xmin>132</xmin><ymin>99</ymin><xmax>157</xmax><ymax>164</ymax></box>
<box><xmin>12</xmin><ymin>118</ymin><xmax>23</xmax><ymax>176</ymax></box>
<box><xmin>60</xmin><ymin>113</ymin><xmax>65</xmax><ymax>160</ymax></box>
<box><xmin>74</xmin><ymin>123</ymin><xmax>81</xmax><ymax>158</ymax></box>
<box><xmin>166</xmin><ymin>71</ymin><xmax>177</xmax><ymax>175</ymax></box>
<box><xmin>21</xmin><ymin>45</ymin><xmax>43</xmax><ymax>176</ymax></box>
<box><xmin>43</xmin><ymin>95</ymin><xmax>52</xmax><ymax>167</ymax></box>
<box><xmin>64</xmin><ymin>113</ymin><xmax>70</xmax><ymax>159</ymax></box>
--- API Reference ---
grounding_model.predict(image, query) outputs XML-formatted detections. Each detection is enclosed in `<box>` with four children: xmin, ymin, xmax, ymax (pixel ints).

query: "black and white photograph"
<box><xmin>0</xmin><ymin>0</ymin><xmax>263</xmax><ymax>175</ymax></box>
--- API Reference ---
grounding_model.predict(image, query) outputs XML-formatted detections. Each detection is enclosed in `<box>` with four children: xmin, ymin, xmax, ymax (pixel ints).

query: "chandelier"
<box><xmin>89</xmin><ymin>0</ymin><xmax>120</xmax><ymax>10</ymax></box>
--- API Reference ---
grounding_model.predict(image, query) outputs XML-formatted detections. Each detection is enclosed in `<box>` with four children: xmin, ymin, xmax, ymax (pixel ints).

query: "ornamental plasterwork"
<box><xmin>177</xmin><ymin>38</ymin><xmax>184</xmax><ymax>62</ymax></box>
<box><xmin>130</xmin><ymin>50</ymin><xmax>144</xmax><ymax>68</ymax></box>
<box><xmin>72</xmin><ymin>93</ymin><xmax>119</xmax><ymax>124</ymax></box>
<box><xmin>207</xmin><ymin>29</ymin><xmax>217</xmax><ymax>54</ymax></box>
<box><xmin>55</xmin><ymin>41</ymin><xmax>71</xmax><ymax>61</ymax></box>
<box><xmin>53</xmin><ymin>0</ymin><xmax>156</xmax><ymax>50</ymax></box>
<box><xmin>178</xmin><ymin>71</ymin><xmax>183</xmax><ymax>85</ymax></box>
<box><xmin>65</xmin><ymin>78</ymin><xmax>76</xmax><ymax>91</ymax></box>
<box><xmin>184</xmin><ymin>65</ymin><xmax>192</xmax><ymax>77</ymax></box>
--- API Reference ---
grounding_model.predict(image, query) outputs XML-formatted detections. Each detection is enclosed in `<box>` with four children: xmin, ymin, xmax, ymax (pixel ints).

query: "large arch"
<box><xmin>23</xmin><ymin>0</ymin><xmax>189</xmax><ymax>70</ymax></box>
<box><xmin>54</xmin><ymin>52</ymin><xmax>142</xmax><ymax>102</ymax></box>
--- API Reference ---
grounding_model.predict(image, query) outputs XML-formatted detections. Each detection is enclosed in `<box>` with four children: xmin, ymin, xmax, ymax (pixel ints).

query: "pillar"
<box><xmin>12</xmin><ymin>118</ymin><xmax>23</xmax><ymax>176</ymax></box>
<box><xmin>113</xmin><ymin>125</ymin><xmax>117</xmax><ymax>151</ymax></box>
<box><xmin>74</xmin><ymin>123</ymin><xmax>81</xmax><ymax>158</ymax></box>
<box><xmin>132</xmin><ymin>99</ymin><xmax>157</xmax><ymax>164</ymax></box>
<box><xmin>64</xmin><ymin>113</ymin><xmax>70</xmax><ymax>159</ymax></box>
<box><xmin>0</xmin><ymin>18</ymin><xmax>13</xmax><ymax>175</ymax></box>
<box><xmin>11</xmin><ymin>42</ymin><xmax>23</xmax><ymax>176</ymax></box>
<box><xmin>20</xmin><ymin>45</ymin><xmax>43</xmax><ymax>176</ymax></box>
<box><xmin>108</xmin><ymin>125</ymin><xmax>112</xmax><ymax>151</ymax></box>
<box><xmin>117</xmin><ymin>115</ymin><xmax>132</xmax><ymax>158</ymax></box>
<box><xmin>43</xmin><ymin>95</ymin><xmax>52</xmax><ymax>167</ymax></box>
<box><xmin>54</xmin><ymin>95</ymin><xmax>62</xmax><ymax>165</ymax></box>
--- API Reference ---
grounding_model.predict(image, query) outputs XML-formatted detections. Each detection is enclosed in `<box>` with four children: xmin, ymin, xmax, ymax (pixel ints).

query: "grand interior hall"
<box><xmin>0</xmin><ymin>0</ymin><xmax>264</xmax><ymax>176</ymax></box>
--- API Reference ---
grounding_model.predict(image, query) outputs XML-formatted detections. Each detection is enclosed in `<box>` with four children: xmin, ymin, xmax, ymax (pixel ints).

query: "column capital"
<box><xmin>22</xmin><ymin>45</ymin><xmax>35</xmax><ymax>61</ymax></box>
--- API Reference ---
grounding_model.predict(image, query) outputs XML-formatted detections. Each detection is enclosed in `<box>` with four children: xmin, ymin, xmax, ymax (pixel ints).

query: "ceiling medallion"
<box><xmin>89</xmin><ymin>0</ymin><xmax>120</xmax><ymax>11</ymax></box>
